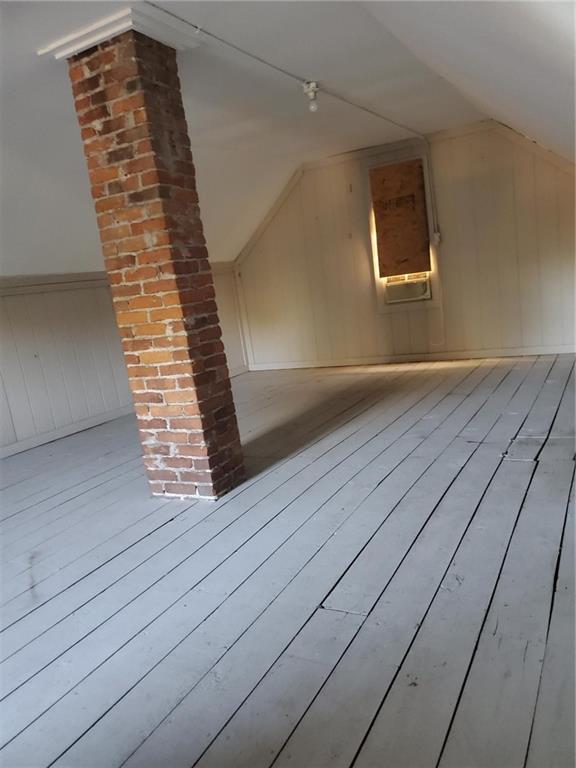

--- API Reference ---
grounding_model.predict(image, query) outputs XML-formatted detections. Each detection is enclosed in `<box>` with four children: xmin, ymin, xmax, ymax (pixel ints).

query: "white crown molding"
<box><xmin>37</xmin><ymin>3</ymin><xmax>202</xmax><ymax>60</ymax></box>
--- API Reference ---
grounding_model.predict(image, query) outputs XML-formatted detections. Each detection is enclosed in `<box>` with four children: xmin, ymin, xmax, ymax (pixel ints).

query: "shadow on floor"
<box><xmin>238</xmin><ymin>369</ymin><xmax>428</xmax><ymax>477</ymax></box>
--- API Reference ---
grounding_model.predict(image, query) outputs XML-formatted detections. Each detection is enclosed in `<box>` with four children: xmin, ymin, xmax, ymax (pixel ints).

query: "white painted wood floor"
<box><xmin>0</xmin><ymin>357</ymin><xmax>574</xmax><ymax>768</ymax></box>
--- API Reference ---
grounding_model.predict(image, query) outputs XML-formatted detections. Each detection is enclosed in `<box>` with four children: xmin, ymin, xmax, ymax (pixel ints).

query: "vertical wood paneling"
<box><xmin>240</xmin><ymin>184</ymin><xmax>317</xmax><ymax>365</ymax></box>
<box><xmin>431</xmin><ymin>137</ymin><xmax>465</xmax><ymax>352</ymax></box>
<box><xmin>390</xmin><ymin>311</ymin><xmax>411</xmax><ymax>355</ymax></box>
<box><xmin>408</xmin><ymin>311</ymin><xmax>428</xmax><ymax>355</ymax></box>
<box><xmin>42</xmin><ymin>290</ymin><xmax>92</xmax><ymax>423</ymax></box>
<box><xmin>300</xmin><ymin>168</ymin><xmax>333</xmax><ymax>361</ymax></box>
<box><xmin>238</xmin><ymin>123</ymin><xmax>574</xmax><ymax>369</ymax></box>
<box><xmin>471</xmin><ymin>130</ymin><xmax>504</xmax><ymax>351</ymax></box>
<box><xmin>79</xmin><ymin>289</ymin><xmax>120</xmax><ymax>414</ymax></box>
<box><xmin>0</xmin><ymin>370</ymin><xmax>17</xmax><ymax>447</ymax></box>
<box><xmin>94</xmin><ymin>288</ymin><xmax>132</xmax><ymax>404</ymax></box>
<box><xmin>451</xmin><ymin>136</ymin><xmax>483</xmax><ymax>351</ymax></box>
<box><xmin>490</xmin><ymin>133</ymin><xmax>523</xmax><ymax>348</ymax></box>
<box><xmin>513</xmin><ymin>146</ymin><xmax>543</xmax><ymax>347</ymax></box>
<box><xmin>3</xmin><ymin>295</ymin><xmax>56</xmax><ymax>436</ymax></box>
<box><xmin>535</xmin><ymin>159</ymin><xmax>564</xmax><ymax>348</ymax></box>
<box><xmin>24</xmin><ymin>293</ymin><xmax>74</xmax><ymax>429</ymax></box>
<box><xmin>0</xmin><ymin>300</ymin><xmax>37</xmax><ymax>440</ymax></box>
<box><xmin>310</xmin><ymin>165</ymin><xmax>341</xmax><ymax>361</ymax></box>
<box><xmin>556</xmin><ymin>169</ymin><xmax>576</xmax><ymax>347</ymax></box>
<box><xmin>0</xmin><ymin>285</ymin><xmax>133</xmax><ymax>453</ymax></box>
<box><xmin>212</xmin><ymin>269</ymin><xmax>247</xmax><ymax>376</ymax></box>
<box><xmin>68</xmin><ymin>290</ymin><xmax>107</xmax><ymax>417</ymax></box>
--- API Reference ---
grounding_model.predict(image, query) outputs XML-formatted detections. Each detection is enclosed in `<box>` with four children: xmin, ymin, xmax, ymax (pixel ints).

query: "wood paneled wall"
<box><xmin>0</xmin><ymin>268</ymin><xmax>247</xmax><ymax>456</ymax></box>
<box><xmin>212</xmin><ymin>266</ymin><xmax>248</xmax><ymax>378</ymax></box>
<box><xmin>1</xmin><ymin>122</ymin><xmax>572</xmax><ymax>452</ymax></box>
<box><xmin>0</xmin><ymin>278</ymin><xmax>132</xmax><ymax>456</ymax></box>
<box><xmin>432</xmin><ymin>125</ymin><xmax>574</xmax><ymax>354</ymax></box>
<box><xmin>237</xmin><ymin>122</ymin><xmax>575</xmax><ymax>369</ymax></box>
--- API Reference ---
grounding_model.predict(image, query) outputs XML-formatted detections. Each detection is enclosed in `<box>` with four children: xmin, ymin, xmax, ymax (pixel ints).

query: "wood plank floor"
<box><xmin>0</xmin><ymin>357</ymin><xmax>574</xmax><ymax>768</ymax></box>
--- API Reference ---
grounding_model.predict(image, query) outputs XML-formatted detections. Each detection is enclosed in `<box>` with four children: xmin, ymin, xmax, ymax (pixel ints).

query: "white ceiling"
<box><xmin>0</xmin><ymin>2</ymin><xmax>572</xmax><ymax>274</ymax></box>
<box><xmin>366</xmin><ymin>1</ymin><xmax>575</xmax><ymax>160</ymax></box>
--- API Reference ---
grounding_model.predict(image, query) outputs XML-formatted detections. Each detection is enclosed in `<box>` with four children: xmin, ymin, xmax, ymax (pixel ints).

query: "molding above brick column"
<box><xmin>37</xmin><ymin>3</ymin><xmax>202</xmax><ymax>60</ymax></box>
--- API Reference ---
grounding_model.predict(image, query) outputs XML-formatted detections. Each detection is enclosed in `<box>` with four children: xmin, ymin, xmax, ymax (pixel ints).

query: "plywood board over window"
<box><xmin>370</xmin><ymin>158</ymin><xmax>431</xmax><ymax>278</ymax></box>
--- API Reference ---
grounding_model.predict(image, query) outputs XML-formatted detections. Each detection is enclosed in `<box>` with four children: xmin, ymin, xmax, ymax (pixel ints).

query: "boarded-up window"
<box><xmin>369</xmin><ymin>158</ymin><xmax>431</xmax><ymax>278</ymax></box>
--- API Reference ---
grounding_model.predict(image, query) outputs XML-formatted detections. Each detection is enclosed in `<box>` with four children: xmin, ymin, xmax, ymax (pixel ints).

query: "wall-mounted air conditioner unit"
<box><xmin>384</xmin><ymin>272</ymin><xmax>431</xmax><ymax>304</ymax></box>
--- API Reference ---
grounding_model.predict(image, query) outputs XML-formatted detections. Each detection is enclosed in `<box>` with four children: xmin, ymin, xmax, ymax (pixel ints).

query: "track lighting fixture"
<box><xmin>302</xmin><ymin>80</ymin><xmax>319</xmax><ymax>113</ymax></box>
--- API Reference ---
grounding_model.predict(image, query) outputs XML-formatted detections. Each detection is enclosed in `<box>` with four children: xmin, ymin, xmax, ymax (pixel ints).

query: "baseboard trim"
<box><xmin>247</xmin><ymin>345</ymin><xmax>575</xmax><ymax>371</ymax></box>
<box><xmin>230</xmin><ymin>364</ymin><xmax>249</xmax><ymax>377</ymax></box>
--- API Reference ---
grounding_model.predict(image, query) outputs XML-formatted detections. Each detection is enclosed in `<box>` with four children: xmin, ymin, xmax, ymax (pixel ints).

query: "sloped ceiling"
<box><xmin>0</xmin><ymin>2</ymin><xmax>572</xmax><ymax>275</ymax></box>
<box><xmin>366</xmin><ymin>1</ymin><xmax>575</xmax><ymax>160</ymax></box>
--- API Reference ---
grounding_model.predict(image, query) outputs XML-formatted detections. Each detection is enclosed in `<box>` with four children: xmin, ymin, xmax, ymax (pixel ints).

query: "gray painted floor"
<box><xmin>1</xmin><ymin>357</ymin><xmax>574</xmax><ymax>767</ymax></box>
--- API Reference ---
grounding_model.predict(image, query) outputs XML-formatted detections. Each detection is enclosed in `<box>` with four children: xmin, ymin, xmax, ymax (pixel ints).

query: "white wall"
<box><xmin>237</xmin><ymin>122</ymin><xmax>575</xmax><ymax>369</ymax></box>
<box><xmin>212</xmin><ymin>266</ymin><xmax>248</xmax><ymax>377</ymax></box>
<box><xmin>0</xmin><ymin>276</ymin><xmax>132</xmax><ymax>456</ymax></box>
<box><xmin>0</xmin><ymin>269</ymin><xmax>247</xmax><ymax>456</ymax></box>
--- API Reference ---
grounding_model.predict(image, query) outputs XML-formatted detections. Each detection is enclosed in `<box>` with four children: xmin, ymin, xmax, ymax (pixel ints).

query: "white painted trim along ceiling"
<box><xmin>0</xmin><ymin>2</ymin><xmax>573</xmax><ymax>274</ymax></box>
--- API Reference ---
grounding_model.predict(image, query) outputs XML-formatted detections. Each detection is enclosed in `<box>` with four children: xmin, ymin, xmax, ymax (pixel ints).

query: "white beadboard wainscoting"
<box><xmin>211</xmin><ymin>263</ymin><xmax>248</xmax><ymax>379</ymax></box>
<box><xmin>236</xmin><ymin>121</ymin><xmax>575</xmax><ymax>369</ymax></box>
<box><xmin>0</xmin><ymin>266</ymin><xmax>247</xmax><ymax>457</ymax></box>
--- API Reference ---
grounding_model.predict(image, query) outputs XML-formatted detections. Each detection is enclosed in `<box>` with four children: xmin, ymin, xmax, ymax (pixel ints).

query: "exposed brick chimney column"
<box><xmin>68</xmin><ymin>31</ymin><xmax>245</xmax><ymax>499</ymax></box>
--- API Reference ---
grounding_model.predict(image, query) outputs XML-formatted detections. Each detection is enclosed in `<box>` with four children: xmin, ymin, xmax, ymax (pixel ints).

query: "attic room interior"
<box><xmin>0</xmin><ymin>1</ymin><xmax>574</xmax><ymax>766</ymax></box>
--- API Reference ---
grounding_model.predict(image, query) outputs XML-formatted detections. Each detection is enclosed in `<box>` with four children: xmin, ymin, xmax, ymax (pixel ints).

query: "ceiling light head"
<box><xmin>302</xmin><ymin>80</ymin><xmax>319</xmax><ymax>113</ymax></box>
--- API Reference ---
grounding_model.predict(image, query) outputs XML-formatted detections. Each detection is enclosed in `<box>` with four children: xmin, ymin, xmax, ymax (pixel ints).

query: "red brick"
<box><xmin>125</xmin><ymin>295</ymin><xmax>163</xmax><ymax>310</ymax></box>
<box><xmin>148</xmin><ymin>308</ymin><xmax>181</xmax><ymax>322</ymax></box>
<box><xmin>137</xmin><ymin>418</ymin><xmax>167</xmax><ymax>430</ymax></box>
<box><xmin>163</xmin><ymin>391</ymin><xmax>197</xmax><ymax>404</ymax></box>
<box><xmin>111</xmin><ymin>92</ymin><xmax>146</xmax><ymax>116</ymax></box>
<box><xmin>95</xmin><ymin>194</ymin><xmax>125</xmax><ymax>213</ymax></box>
<box><xmin>136</xmin><ymin>247</ymin><xmax>173</xmax><ymax>265</ymax></box>
<box><xmin>150</xmin><ymin>405</ymin><xmax>182</xmax><ymax>417</ymax></box>
<box><xmin>169</xmin><ymin>418</ymin><xmax>203</xmax><ymax>431</ymax></box>
<box><xmin>159</xmin><ymin>362</ymin><xmax>195</xmax><ymax>377</ymax></box>
<box><xmin>123</xmin><ymin>266</ymin><xmax>157</xmax><ymax>282</ymax></box>
<box><xmin>117</xmin><ymin>237</ymin><xmax>149</xmax><ymax>255</ymax></box>
<box><xmin>156</xmin><ymin>431</ymin><xmax>189</xmax><ymax>444</ymax></box>
<box><xmin>90</xmin><ymin>166</ymin><xmax>118</xmax><ymax>184</ymax></box>
<box><xmin>163</xmin><ymin>483</ymin><xmax>200</xmax><ymax>496</ymax></box>
<box><xmin>147</xmin><ymin>469</ymin><xmax>179</xmax><ymax>482</ymax></box>
<box><xmin>139</xmin><ymin>349</ymin><xmax>174</xmax><ymax>364</ymax></box>
<box><xmin>111</xmin><ymin>284</ymin><xmax>141</xmax><ymax>298</ymax></box>
<box><xmin>69</xmin><ymin>29</ymin><xmax>244</xmax><ymax>499</ymax></box>
<box><xmin>99</xmin><ymin>224</ymin><xmax>131</xmax><ymax>242</ymax></box>
<box><xmin>106</xmin><ymin>254</ymin><xmax>137</xmax><ymax>271</ymax></box>
<box><xmin>115</xmin><ymin>310</ymin><xmax>149</xmax><ymax>326</ymax></box>
<box><xmin>145</xmin><ymin>378</ymin><xmax>178</xmax><ymax>390</ymax></box>
<box><xmin>125</xmin><ymin>365</ymin><xmax>158</xmax><ymax>378</ymax></box>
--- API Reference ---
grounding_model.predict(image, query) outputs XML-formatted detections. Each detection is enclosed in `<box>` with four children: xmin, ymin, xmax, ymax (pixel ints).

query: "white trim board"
<box><xmin>0</xmin><ymin>264</ymin><xmax>235</xmax><ymax>293</ymax></box>
<box><xmin>429</xmin><ymin>120</ymin><xmax>574</xmax><ymax>173</ymax></box>
<box><xmin>0</xmin><ymin>273</ymin><xmax>109</xmax><ymax>296</ymax></box>
<box><xmin>246</xmin><ymin>345</ymin><xmax>576</xmax><ymax>371</ymax></box>
<box><xmin>36</xmin><ymin>3</ymin><xmax>203</xmax><ymax>60</ymax></box>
